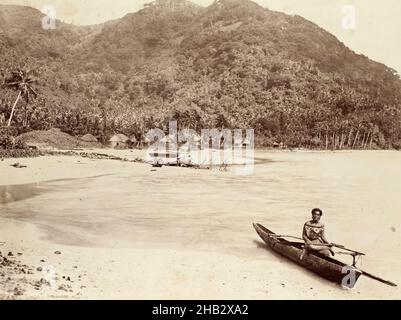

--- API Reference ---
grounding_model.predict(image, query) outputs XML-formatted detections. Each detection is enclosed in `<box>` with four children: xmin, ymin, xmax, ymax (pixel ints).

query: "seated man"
<box><xmin>301</xmin><ymin>208</ymin><xmax>334</xmax><ymax>258</ymax></box>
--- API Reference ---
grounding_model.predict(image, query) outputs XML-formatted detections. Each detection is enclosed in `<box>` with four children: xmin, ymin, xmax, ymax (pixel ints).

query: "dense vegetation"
<box><xmin>1</xmin><ymin>0</ymin><xmax>401</xmax><ymax>149</ymax></box>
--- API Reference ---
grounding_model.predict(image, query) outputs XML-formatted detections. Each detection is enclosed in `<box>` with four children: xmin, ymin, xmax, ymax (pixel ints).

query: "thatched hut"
<box><xmin>109</xmin><ymin>134</ymin><xmax>129</xmax><ymax>149</ymax></box>
<box><xmin>81</xmin><ymin>134</ymin><xmax>98</xmax><ymax>143</ymax></box>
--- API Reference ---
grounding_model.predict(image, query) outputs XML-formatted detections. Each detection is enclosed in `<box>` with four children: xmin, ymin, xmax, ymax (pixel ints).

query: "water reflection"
<box><xmin>1</xmin><ymin>152</ymin><xmax>401</xmax><ymax>262</ymax></box>
<box><xmin>0</xmin><ymin>183</ymin><xmax>42</xmax><ymax>204</ymax></box>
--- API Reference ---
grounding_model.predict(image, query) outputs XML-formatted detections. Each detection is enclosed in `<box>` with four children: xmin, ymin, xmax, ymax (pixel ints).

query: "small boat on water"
<box><xmin>253</xmin><ymin>223</ymin><xmax>362</xmax><ymax>287</ymax></box>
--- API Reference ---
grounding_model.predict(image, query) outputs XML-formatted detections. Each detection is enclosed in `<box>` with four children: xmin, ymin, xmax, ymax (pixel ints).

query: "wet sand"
<box><xmin>1</xmin><ymin>150</ymin><xmax>400</xmax><ymax>299</ymax></box>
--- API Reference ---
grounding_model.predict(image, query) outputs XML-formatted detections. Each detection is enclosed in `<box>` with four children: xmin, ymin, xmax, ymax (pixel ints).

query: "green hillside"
<box><xmin>1</xmin><ymin>0</ymin><xmax>401</xmax><ymax>148</ymax></box>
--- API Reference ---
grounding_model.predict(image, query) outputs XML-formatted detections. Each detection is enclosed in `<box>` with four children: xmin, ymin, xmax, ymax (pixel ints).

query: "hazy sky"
<box><xmin>1</xmin><ymin>0</ymin><xmax>400</xmax><ymax>73</ymax></box>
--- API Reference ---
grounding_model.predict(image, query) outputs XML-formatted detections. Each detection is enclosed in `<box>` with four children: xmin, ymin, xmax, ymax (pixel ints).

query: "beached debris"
<box><xmin>58</xmin><ymin>284</ymin><xmax>68</xmax><ymax>292</ymax></box>
<box><xmin>13</xmin><ymin>286</ymin><xmax>24</xmax><ymax>296</ymax></box>
<box><xmin>34</xmin><ymin>278</ymin><xmax>51</xmax><ymax>289</ymax></box>
<box><xmin>10</xmin><ymin>162</ymin><xmax>27</xmax><ymax>168</ymax></box>
<box><xmin>152</xmin><ymin>162</ymin><xmax>163</xmax><ymax>168</ymax></box>
<box><xmin>58</xmin><ymin>283</ymin><xmax>73</xmax><ymax>292</ymax></box>
<box><xmin>0</xmin><ymin>252</ymin><xmax>28</xmax><ymax>272</ymax></box>
<box><xmin>46</xmin><ymin>150</ymin><xmax>144</xmax><ymax>163</ymax></box>
<box><xmin>0</xmin><ymin>256</ymin><xmax>13</xmax><ymax>267</ymax></box>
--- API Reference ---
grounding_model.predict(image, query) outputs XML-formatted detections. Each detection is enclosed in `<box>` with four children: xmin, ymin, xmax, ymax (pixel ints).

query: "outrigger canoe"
<box><xmin>253</xmin><ymin>223</ymin><xmax>362</xmax><ymax>288</ymax></box>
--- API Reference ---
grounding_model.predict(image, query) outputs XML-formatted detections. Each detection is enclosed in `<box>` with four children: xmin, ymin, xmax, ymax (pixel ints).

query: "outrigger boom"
<box><xmin>268</xmin><ymin>234</ymin><xmax>365</xmax><ymax>256</ymax></box>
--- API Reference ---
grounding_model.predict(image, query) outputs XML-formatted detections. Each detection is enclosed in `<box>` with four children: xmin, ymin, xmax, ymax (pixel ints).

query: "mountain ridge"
<box><xmin>1</xmin><ymin>1</ymin><xmax>401</xmax><ymax>148</ymax></box>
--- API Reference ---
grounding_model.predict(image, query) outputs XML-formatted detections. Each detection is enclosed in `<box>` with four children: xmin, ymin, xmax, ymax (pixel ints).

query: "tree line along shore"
<box><xmin>2</xmin><ymin>1</ymin><xmax>401</xmax><ymax>156</ymax></box>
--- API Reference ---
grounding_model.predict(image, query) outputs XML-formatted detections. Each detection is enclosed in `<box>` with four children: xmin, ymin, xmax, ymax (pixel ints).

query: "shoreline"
<box><xmin>0</xmin><ymin>216</ymin><xmax>396</xmax><ymax>300</ymax></box>
<box><xmin>0</xmin><ymin>149</ymin><xmax>148</xmax><ymax>187</ymax></box>
<box><xmin>1</xmin><ymin>150</ymin><xmax>400</xmax><ymax>299</ymax></box>
<box><xmin>0</xmin><ymin>218</ymin><xmax>377</xmax><ymax>300</ymax></box>
<box><xmin>2</xmin><ymin>148</ymin><xmax>398</xmax><ymax>188</ymax></box>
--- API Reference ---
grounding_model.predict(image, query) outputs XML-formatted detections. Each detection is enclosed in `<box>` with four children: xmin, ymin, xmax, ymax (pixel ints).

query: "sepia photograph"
<box><xmin>0</xmin><ymin>0</ymin><xmax>400</xmax><ymax>303</ymax></box>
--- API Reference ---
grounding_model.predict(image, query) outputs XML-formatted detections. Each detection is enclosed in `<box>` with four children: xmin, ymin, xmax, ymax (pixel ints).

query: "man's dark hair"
<box><xmin>311</xmin><ymin>208</ymin><xmax>323</xmax><ymax>216</ymax></box>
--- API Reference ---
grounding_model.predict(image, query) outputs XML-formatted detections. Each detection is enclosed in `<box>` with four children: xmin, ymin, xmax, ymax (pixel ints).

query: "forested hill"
<box><xmin>1</xmin><ymin>0</ymin><xmax>401</xmax><ymax>148</ymax></box>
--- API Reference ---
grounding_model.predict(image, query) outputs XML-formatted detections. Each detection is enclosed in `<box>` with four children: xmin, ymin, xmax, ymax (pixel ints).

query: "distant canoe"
<box><xmin>253</xmin><ymin>223</ymin><xmax>362</xmax><ymax>287</ymax></box>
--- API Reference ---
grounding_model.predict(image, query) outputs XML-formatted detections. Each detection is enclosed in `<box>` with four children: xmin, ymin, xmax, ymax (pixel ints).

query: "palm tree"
<box><xmin>4</xmin><ymin>68</ymin><xmax>38</xmax><ymax>127</ymax></box>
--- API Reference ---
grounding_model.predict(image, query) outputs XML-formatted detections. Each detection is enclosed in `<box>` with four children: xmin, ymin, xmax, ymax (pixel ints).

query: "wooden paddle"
<box><xmin>316</xmin><ymin>243</ymin><xmax>365</xmax><ymax>256</ymax></box>
<box><xmin>357</xmin><ymin>269</ymin><xmax>397</xmax><ymax>287</ymax></box>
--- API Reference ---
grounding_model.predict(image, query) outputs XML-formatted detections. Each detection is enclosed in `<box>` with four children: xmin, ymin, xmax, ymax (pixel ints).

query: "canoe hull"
<box><xmin>253</xmin><ymin>223</ymin><xmax>362</xmax><ymax>288</ymax></box>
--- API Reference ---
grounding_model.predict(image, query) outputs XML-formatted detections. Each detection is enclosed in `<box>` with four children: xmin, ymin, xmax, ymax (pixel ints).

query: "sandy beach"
<box><xmin>1</xmin><ymin>150</ymin><xmax>400</xmax><ymax>299</ymax></box>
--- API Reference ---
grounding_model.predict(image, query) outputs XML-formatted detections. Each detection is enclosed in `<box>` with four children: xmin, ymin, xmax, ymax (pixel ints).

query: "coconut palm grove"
<box><xmin>1</xmin><ymin>0</ymin><xmax>401</xmax><ymax>152</ymax></box>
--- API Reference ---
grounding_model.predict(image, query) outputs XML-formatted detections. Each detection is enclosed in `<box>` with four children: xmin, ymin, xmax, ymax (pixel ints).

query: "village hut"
<box><xmin>81</xmin><ymin>134</ymin><xmax>98</xmax><ymax>143</ymax></box>
<box><xmin>109</xmin><ymin>133</ymin><xmax>129</xmax><ymax>149</ymax></box>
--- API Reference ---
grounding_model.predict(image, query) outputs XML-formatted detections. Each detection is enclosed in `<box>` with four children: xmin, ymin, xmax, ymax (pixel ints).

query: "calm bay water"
<box><xmin>1</xmin><ymin>151</ymin><xmax>401</xmax><ymax>288</ymax></box>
